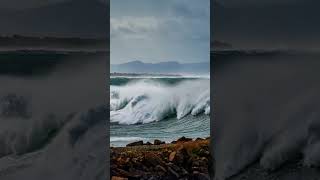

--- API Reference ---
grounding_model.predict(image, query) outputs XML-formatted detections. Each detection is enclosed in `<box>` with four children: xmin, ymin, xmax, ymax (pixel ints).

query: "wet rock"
<box><xmin>193</xmin><ymin>171</ymin><xmax>210</xmax><ymax>180</ymax></box>
<box><xmin>181</xmin><ymin>167</ymin><xmax>189</xmax><ymax>176</ymax></box>
<box><xmin>111</xmin><ymin>176</ymin><xmax>128</xmax><ymax>180</ymax></box>
<box><xmin>154</xmin><ymin>139</ymin><xmax>165</xmax><ymax>145</ymax></box>
<box><xmin>177</xmin><ymin>136</ymin><xmax>192</xmax><ymax>142</ymax></box>
<box><xmin>175</xmin><ymin>148</ymin><xmax>188</xmax><ymax>165</ymax></box>
<box><xmin>167</xmin><ymin>163</ymin><xmax>181</xmax><ymax>172</ymax></box>
<box><xmin>143</xmin><ymin>154</ymin><xmax>165</xmax><ymax>167</ymax></box>
<box><xmin>111</xmin><ymin>137</ymin><xmax>211</xmax><ymax>179</ymax></box>
<box><xmin>168</xmin><ymin>167</ymin><xmax>180</xmax><ymax>178</ymax></box>
<box><xmin>198</xmin><ymin>149</ymin><xmax>210</xmax><ymax>157</ymax></box>
<box><xmin>196</xmin><ymin>138</ymin><xmax>204</xmax><ymax>141</ymax></box>
<box><xmin>145</xmin><ymin>142</ymin><xmax>153</xmax><ymax>145</ymax></box>
<box><xmin>116</xmin><ymin>169</ymin><xmax>131</xmax><ymax>177</ymax></box>
<box><xmin>126</xmin><ymin>141</ymin><xmax>143</xmax><ymax>147</ymax></box>
<box><xmin>155</xmin><ymin>165</ymin><xmax>167</xmax><ymax>173</ymax></box>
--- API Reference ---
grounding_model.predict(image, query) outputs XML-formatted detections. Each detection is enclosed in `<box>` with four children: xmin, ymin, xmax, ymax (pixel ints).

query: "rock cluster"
<box><xmin>111</xmin><ymin>137</ymin><xmax>212</xmax><ymax>180</ymax></box>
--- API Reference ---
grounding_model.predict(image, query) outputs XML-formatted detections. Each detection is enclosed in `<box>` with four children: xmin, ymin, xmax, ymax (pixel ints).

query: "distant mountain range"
<box><xmin>0</xmin><ymin>0</ymin><xmax>108</xmax><ymax>38</ymax></box>
<box><xmin>111</xmin><ymin>60</ymin><xmax>210</xmax><ymax>75</ymax></box>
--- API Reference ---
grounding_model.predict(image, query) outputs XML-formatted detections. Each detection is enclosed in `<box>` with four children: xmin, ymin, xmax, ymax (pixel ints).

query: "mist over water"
<box><xmin>213</xmin><ymin>52</ymin><xmax>320</xmax><ymax>180</ymax></box>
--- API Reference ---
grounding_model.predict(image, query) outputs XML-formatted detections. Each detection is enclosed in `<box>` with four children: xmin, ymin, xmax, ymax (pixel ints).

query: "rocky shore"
<box><xmin>111</xmin><ymin>137</ymin><xmax>212</xmax><ymax>180</ymax></box>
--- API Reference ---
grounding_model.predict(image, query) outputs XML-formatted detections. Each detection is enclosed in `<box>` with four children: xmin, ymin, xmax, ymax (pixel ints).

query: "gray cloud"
<box><xmin>216</xmin><ymin>0</ymin><xmax>302</xmax><ymax>7</ymax></box>
<box><xmin>111</xmin><ymin>0</ymin><xmax>210</xmax><ymax>64</ymax></box>
<box><xmin>213</xmin><ymin>0</ymin><xmax>320</xmax><ymax>49</ymax></box>
<box><xmin>0</xmin><ymin>0</ymin><xmax>107</xmax><ymax>9</ymax></box>
<box><xmin>0</xmin><ymin>0</ymin><xmax>64</xmax><ymax>9</ymax></box>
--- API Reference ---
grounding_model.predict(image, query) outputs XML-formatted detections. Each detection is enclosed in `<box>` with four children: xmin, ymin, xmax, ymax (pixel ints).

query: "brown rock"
<box><xmin>154</xmin><ymin>139</ymin><xmax>165</xmax><ymax>145</ymax></box>
<box><xmin>175</xmin><ymin>148</ymin><xmax>188</xmax><ymax>165</ymax></box>
<box><xmin>116</xmin><ymin>169</ymin><xmax>131</xmax><ymax>177</ymax></box>
<box><xmin>111</xmin><ymin>176</ymin><xmax>128</xmax><ymax>180</ymax></box>
<box><xmin>145</xmin><ymin>141</ymin><xmax>153</xmax><ymax>145</ymax></box>
<box><xmin>155</xmin><ymin>165</ymin><xmax>167</xmax><ymax>172</ymax></box>
<box><xmin>177</xmin><ymin>136</ymin><xmax>192</xmax><ymax>142</ymax></box>
<box><xmin>143</xmin><ymin>154</ymin><xmax>166</xmax><ymax>167</ymax></box>
<box><xmin>198</xmin><ymin>149</ymin><xmax>210</xmax><ymax>156</ymax></box>
<box><xmin>126</xmin><ymin>141</ymin><xmax>143</xmax><ymax>147</ymax></box>
<box><xmin>169</xmin><ymin>151</ymin><xmax>176</xmax><ymax>161</ymax></box>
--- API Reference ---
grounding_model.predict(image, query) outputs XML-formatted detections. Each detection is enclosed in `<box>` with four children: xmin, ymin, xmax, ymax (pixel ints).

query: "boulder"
<box><xmin>177</xmin><ymin>136</ymin><xmax>192</xmax><ymax>142</ymax></box>
<box><xmin>169</xmin><ymin>151</ymin><xmax>176</xmax><ymax>162</ymax></box>
<box><xmin>111</xmin><ymin>176</ymin><xmax>128</xmax><ymax>180</ymax></box>
<box><xmin>143</xmin><ymin>154</ymin><xmax>166</xmax><ymax>167</ymax></box>
<box><xmin>193</xmin><ymin>171</ymin><xmax>210</xmax><ymax>180</ymax></box>
<box><xmin>154</xmin><ymin>139</ymin><xmax>165</xmax><ymax>145</ymax></box>
<box><xmin>168</xmin><ymin>167</ymin><xmax>180</xmax><ymax>178</ymax></box>
<box><xmin>126</xmin><ymin>141</ymin><xmax>143</xmax><ymax>147</ymax></box>
<box><xmin>155</xmin><ymin>165</ymin><xmax>167</xmax><ymax>173</ymax></box>
<box><xmin>145</xmin><ymin>142</ymin><xmax>153</xmax><ymax>145</ymax></box>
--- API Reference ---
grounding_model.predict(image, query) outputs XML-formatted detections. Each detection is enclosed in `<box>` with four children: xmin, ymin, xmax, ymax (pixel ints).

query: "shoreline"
<box><xmin>111</xmin><ymin>137</ymin><xmax>212</xmax><ymax>180</ymax></box>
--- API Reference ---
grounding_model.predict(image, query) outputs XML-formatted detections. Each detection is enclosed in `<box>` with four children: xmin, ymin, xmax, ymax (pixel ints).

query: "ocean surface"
<box><xmin>110</xmin><ymin>76</ymin><xmax>210</xmax><ymax>147</ymax></box>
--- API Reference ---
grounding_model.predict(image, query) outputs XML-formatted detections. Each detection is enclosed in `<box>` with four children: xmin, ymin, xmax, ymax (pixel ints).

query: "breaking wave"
<box><xmin>110</xmin><ymin>78</ymin><xmax>210</xmax><ymax>124</ymax></box>
<box><xmin>213</xmin><ymin>53</ymin><xmax>320</xmax><ymax>180</ymax></box>
<box><xmin>0</xmin><ymin>53</ymin><xmax>108</xmax><ymax>180</ymax></box>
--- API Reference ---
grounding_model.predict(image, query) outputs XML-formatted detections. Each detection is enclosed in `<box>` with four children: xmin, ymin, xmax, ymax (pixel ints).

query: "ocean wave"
<box><xmin>0</xmin><ymin>57</ymin><xmax>107</xmax><ymax>180</ymax></box>
<box><xmin>0</xmin><ymin>92</ymin><xmax>107</xmax><ymax>158</ymax></box>
<box><xmin>110</xmin><ymin>79</ymin><xmax>210</xmax><ymax>124</ymax></box>
<box><xmin>214</xmin><ymin>57</ymin><xmax>320</xmax><ymax>180</ymax></box>
<box><xmin>110</xmin><ymin>137</ymin><xmax>148</xmax><ymax>144</ymax></box>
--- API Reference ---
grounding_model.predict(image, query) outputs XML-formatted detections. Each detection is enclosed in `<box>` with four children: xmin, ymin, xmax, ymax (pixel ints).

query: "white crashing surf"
<box><xmin>214</xmin><ymin>57</ymin><xmax>320</xmax><ymax>180</ymax></box>
<box><xmin>0</xmin><ymin>57</ymin><xmax>108</xmax><ymax>180</ymax></box>
<box><xmin>110</xmin><ymin>79</ymin><xmax>210</xmax><ymax>125</ymax></box>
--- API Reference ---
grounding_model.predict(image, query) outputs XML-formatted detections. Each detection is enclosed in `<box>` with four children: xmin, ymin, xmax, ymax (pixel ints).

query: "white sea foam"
<box><xmin>214</xmin><ymin>57</ymin><xmax>320</xmax><ymax>180</ymax></box>
<box><xmin>110</xmin><ymin>79</ymin><xmax>210</xmax><ymax>124</ymax></box>
<box><xmin>0</xmin><ymin>56</ymin><xmax>107</xmax><ymax>180</ymax></box>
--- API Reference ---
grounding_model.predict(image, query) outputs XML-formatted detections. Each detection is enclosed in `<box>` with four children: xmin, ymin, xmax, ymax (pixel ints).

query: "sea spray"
<box><xmin>213</xmin><ymin>53</ymin><xmax>320</xmax><ymax>179</ymax></box>
<box><xmin>0</xmin><ymin>53</ymin><xmax>108</xmax><ymax>180</ymax></box>
<box><xmin>110</xmin><ymin>79</ymin><xmax>210</xmax><ymax>124</ymax></box>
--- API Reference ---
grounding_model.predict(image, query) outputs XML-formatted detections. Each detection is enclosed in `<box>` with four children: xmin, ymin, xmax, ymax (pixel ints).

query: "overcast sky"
<box><xmin>110</xmin><ymin>0</ymin><xmax>210</xmax><ymax>64</ymax></box>
<box><xmin>0</xmin><ymin>0</ymin><xmax>64</xmax><ymax>9</ymax></box>
<box><xmin>216</xmin><ymin>0</ymin><xmax>302</xmax><ymax>7</ymax></box>
<box><xmin>214</xmin><ymin>0</ymin><xmax>320</xmax><ymax>50</ymax></box>
<box><xmin>0</xmin><ymin>0</ymin><xmax>107</xmax><ymax>9</ymax></box>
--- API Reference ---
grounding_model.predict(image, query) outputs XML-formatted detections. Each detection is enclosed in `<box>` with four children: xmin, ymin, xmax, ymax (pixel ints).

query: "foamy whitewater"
<box><xmin>110</xmin><ymin>77</ymin><xmax>210</xmax><ymax>147</ymax></box>
<box><xmin>213</xmin><ymin>52</ymin><xmax>320</xmax><ymax>180</ymax></box>
<box><xmin>0</xmin><ymin>54</ymin><xmax>108</xmax><ymax>180</ymax></box>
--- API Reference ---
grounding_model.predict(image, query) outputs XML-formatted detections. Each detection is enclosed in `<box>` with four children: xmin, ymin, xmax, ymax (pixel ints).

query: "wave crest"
<box><xmin>110</xmin><ymin>79</ymin><xmax>210</xmax><ymax>124</ymax></box>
